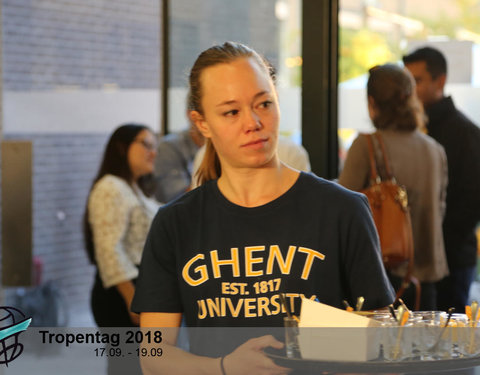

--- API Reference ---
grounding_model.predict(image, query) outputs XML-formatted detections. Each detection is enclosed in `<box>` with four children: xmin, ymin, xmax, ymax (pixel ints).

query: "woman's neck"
<box><xmin>217</xmin><ymin>162</ymin><xmax>299</xmax><ymax>207</ymax></box>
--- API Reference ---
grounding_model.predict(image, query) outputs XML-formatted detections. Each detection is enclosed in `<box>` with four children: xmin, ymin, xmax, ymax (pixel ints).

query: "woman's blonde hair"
<box><xmin>189</xmin><ymin>41</ymin><xmax>275</xmax><ymax>185</ymax></box>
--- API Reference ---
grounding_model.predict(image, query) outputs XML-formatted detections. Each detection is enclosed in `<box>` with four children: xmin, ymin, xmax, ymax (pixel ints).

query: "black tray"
<box><xmin>265</xmin><ymin>349</ymin><xmax>480</xmax><ymax>374</ymax></box>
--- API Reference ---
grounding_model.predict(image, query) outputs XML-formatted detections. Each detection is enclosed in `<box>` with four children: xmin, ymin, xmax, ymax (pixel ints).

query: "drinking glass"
<box><xmin>284</xmin><ymin>316</ymin><xmax>301</xmax><ymax>358</ymax></box>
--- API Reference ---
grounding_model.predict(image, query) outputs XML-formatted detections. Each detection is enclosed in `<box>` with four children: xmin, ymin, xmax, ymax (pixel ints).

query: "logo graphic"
<box><xmin>0</xmin><ymin>306</ymin><xmax>32</xmax><ymax>366</ymax></box>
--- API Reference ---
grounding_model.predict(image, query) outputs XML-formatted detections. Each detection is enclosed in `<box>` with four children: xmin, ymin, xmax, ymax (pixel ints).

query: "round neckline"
<box><xmin>210</xmin><ymin>171</ymin><xmax>305</xmax><ymax>215</ymax></box>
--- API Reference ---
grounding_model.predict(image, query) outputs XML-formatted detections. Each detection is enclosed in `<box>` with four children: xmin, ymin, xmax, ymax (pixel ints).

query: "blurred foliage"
<box><xmin>339</xmin><ymin>0</ymin><xmax>480</xmax><ymax>83</ymax></box>
<box><xmin>339</xmin><ymin>29</ymin><xmax>395</xmax><ymax>82</ymax></box>
<box><xmin>410</xmin><ymin>11</ymin><xmax>456</xmax><ymax>38</ymax></box>
<box><xmin>457</xmin><ymin>0</ymin><xmax>480</xmax><ymax>33</ymax></box>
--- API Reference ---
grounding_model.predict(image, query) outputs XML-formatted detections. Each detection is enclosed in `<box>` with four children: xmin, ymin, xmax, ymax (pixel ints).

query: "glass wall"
<box><xmin>338</xmin><ymin>0</ymin><xmax>480</xmax><ymax>170</ymax></box>
<box><xmin>168</xmin><ymin>0</ymin><xmax>302</xmax><ymax>142</ymax></box>
<box><xmin>0</xmin><ymin>0</ymin><xmax>161</xmax><ymax>325</ymax></box>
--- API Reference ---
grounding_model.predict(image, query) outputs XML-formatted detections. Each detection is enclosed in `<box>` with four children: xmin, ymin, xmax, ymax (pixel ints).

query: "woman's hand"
<box><xmin>129</xmin><ymin>311</ymin><xmax>140</xmax><ymax>326</ymax></box>
<box><xmin>223</xmin><ymin>335</ymin><xmax>291</xmax><ymax>375</ymax></box>
<box><xmin>115</xmin><ymin>280</ymin><xmax>139</xmax><ymax>326</ymax></box>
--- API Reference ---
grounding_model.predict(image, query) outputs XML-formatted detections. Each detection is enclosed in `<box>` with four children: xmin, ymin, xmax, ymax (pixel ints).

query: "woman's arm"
<box><xmin>139</xmin><ymin>313</ymin><xmax>290</xmax><ymax>375</ymax></box>
<box><xmin>116</xmin><ymin>280</ymin><xmax>139</xmax><ymax>326</ymax></box>
<box><xmin>89</xmin><ymin>177</ymin><xmax>141</xmax><ymax>325</ymax></box>
<box><xmin>89</xmin><ymin>178</ymin><xmax>139</xmax><ymax>288</ymax></box>
<box><xmin>139</xmin><ymin>312</ymin><xmax>221</xmax><ymax>375</ymax></box>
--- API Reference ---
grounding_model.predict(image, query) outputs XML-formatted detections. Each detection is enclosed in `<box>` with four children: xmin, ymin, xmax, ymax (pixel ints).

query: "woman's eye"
<box><xmin>224</xmin><ymin>109</ymin><xmax>239</xmax><ymax>117</ymax></box>
<box><xmin>259</xmin><ymin>100</ymin><xmax>272</xmax><ymax>109</ymax></box>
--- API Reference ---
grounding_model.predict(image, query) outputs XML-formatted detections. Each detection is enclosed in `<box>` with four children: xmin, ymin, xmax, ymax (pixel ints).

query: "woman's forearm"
<box><xmin>116</xmin><ymin>280</ymin><xmax>139</xmax><ymax>325</ymax></box>
<box><xmin>140</xmin><ymin>340</ymin><xmax>221</xmax><ymax>375</ymax></box>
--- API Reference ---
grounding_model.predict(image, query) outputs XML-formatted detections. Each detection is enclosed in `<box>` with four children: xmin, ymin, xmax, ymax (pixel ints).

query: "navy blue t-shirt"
<box><xmin>132</xmin><ymin>172</ymin><xmax>394</xmax><ymax>329</ymax></box>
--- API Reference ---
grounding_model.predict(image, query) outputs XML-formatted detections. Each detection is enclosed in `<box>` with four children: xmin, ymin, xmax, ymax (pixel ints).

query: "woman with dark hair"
<box><xmin>84</xmin><ymin>123</ymin><xmax>160</xmax><ymax>328</ymax></box>
<box><xmin>339</xmin><ymin>64</ymin><xmax>448</xmax><ymax>311</ymax></box>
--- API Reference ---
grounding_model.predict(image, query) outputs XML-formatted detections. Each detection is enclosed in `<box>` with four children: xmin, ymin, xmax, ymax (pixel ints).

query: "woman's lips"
<box><xmin>241</xmin><ymin>138</ymin><xmax>268</xmax><ymax>148</ymax></box>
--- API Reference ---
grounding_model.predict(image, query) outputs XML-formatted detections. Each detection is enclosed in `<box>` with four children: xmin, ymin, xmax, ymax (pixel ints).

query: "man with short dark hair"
<box><xmin>403</xmin><ymin>46</ymin><xmax>480</xmax><ymax>313</ymax></box>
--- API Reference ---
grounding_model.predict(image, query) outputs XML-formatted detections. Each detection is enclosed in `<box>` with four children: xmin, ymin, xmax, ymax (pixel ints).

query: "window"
<box><xmin>167</xmin><ymin>0</ymin><xmax>302</xmax><ymax>143</ymax></box>
<box><xmin>338</xmin><ymin>0</ymin><xmax>480</xmax><ymax>171</ymax></box>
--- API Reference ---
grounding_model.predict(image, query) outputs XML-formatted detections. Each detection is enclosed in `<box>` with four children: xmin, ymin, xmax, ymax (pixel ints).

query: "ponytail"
<box><xmin>194</xmin><ymin>139</ymin><xmax>221</xmax><ymax>186</ymax></box>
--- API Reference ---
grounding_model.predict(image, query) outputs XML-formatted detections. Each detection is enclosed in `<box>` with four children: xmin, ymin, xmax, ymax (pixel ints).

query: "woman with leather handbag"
<box><xmin>338</xmin><ymin>64</ymin><xmax>448</xmax><ymax>311</ymax></box>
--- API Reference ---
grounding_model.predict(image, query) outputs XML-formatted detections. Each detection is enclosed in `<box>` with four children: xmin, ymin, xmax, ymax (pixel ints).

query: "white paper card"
<box><xmin>299</xmin><ymin>298</ymin><xmax>380</xmax><ymax>328</ymax></box>
<box><xmin>298</xmin><ymin>298</ymin><xmax>381</xmax><ymax>361</ymax></box>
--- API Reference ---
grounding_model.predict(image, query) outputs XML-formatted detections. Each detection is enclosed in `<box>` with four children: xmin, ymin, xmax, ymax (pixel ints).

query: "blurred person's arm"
<box><xmin>88</xmin><ymin>176</ymin><xmax>140</xmax><ymax>325</ymax></box>
<box><xmin>277</xmin><ymin>136</ymin><xmax>311</xmax><ymax>172</ymax></box>
<box><xmin>139</xmin><ymin>313</ymin><xmax>289</xmax><ymax>375</ymax></box>
<box><xmin>154</xmin><ymin>140</ymin><xmax>193</xmax><ymax>202</ymax></box>
<box><xmin>116</xmin><ymin>280</ymin><xmax>139</xmax><ymax>325</ymax></box>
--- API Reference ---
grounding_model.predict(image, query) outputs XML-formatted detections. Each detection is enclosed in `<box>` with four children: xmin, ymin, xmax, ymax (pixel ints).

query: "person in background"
<box><xmin>153</xmin><ymin>121</ymin><xmax>204</xmax><ymax>203</ymax></box>
<box><xmin>84</xmin><ymin>123</ymin><xmax>160</xmax><ymax>329</ymax></box>
<box><xmin>338</xmin><ymin>64</ymin><xmax>448</xmax><ymax>311</ymax></box>
<box><xmin>132</xmin><ymin>41</ymin><xmax>394</xmax><ymax>375</ymax></box>
<box><xmin>403</xmin><ymin>47</ymin><xmax>480</xmax><ymax>313</ymax></box>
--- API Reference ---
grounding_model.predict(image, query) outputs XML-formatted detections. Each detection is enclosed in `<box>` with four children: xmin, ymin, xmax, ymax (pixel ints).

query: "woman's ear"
<box><xmin>190</xmin><ymin>110</ymin><xmax>211</xmax><ymax>138</ymax></box>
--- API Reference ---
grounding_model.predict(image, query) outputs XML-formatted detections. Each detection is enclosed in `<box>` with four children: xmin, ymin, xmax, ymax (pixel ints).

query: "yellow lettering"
<box><xmin>206</xmin><ymin>298</ymin><xmax>221</xmax><ymax>317</ymax></box>
<box><xmin>182</xmin><ymin>254</ymin><xmax>209</xmax><ymax>286</ymax></box>
<box><xmin>244</xmin><ymin>298</ymin><xmax>257</xmax><ymax>317</ymax></box>
<box><xmin>237</xmin><ymin>283</ymin><xmax>248</xmax><ymax>295</ymax></box>
<box><xmin>298</xmin><ymin>247</ymin><xmax>325</xmax><ymax>279</ymax></box>
<box><xmin>286</xmin><ymin>293</ymin><xmax>299</xmax><ymax>313</ymax></box>
<box><xmin>266</xmin><ymin>245</ymin><xmax>296</xmax><ymax>275</ymax></box>
<box><xmin>220</xmin><ymin>297</ymin><xmax>226</xmax><ymax>317</ymax></box>
<box><xmin>226</xmin><ymin>298</ymin><xmax>244</xmax><ymax>317</ymax></box>
<box><xmin>197</xmin><ymin>299</ymin><xmax>207</xmax><ymax>319</ymax></box>
<box><xmin>245</xmin><ymin>246</ymin><xmax>264</xmax><ymax>277</ymax></box>
<box><xmin>228</xmin><ymin>283</ymin><xmax>239</xmax><ymax>295</ymax></box>
<box><xmin>210</xmin><ymin>248</ymin><xmax>240</xmax><ymax>279</ymax></box>
<box><xmin>221</xmin><ymin>282</ymin><xmax>231</xmax><ymax>294</ymax></box>
<box><xmin>257</xmin><ymin>297</ymin><xmax>271</xmax><ymax>317</ymax></box>
<box><xmin>270</xmin><ymin>294</ymin><xmax>281</xmax><ymax>315</ymax></box>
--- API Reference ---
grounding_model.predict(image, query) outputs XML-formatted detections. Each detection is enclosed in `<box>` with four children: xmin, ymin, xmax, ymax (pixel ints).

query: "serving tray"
<box><xmin>265</xmin><ymin>349</ymin><xmax>480</xmax><ymax>373</ymax></box>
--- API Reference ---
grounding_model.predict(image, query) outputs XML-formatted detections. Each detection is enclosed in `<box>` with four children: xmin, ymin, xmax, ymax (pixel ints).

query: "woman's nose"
<box><xmin>243</xmin><ymin>110</ymin><xmax>262</xmax><ymax>132</ymax></box>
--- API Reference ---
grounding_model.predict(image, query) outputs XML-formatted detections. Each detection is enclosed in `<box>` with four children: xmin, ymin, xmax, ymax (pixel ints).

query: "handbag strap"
<box><xmin>363</xmin><ymin>134</ymin><xmax>380</xmax><ymax>183</ymax></box>
<box><xmin>373</xmin><ymin>133</ymin><xmax>394</xmax><ymax>180</ymax></box>
<box><xmin>365</xmin><ymin>134</ymin><xmax>418</xmax><ymax>308</ymax></box>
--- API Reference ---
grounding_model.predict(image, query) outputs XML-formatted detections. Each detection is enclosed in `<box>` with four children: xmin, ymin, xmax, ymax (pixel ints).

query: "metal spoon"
<box><xmin>356</xmin><ymin>296</ymin><xmax>364</xmax><ymax>312</ymax></box>
<box><xmin>388</xmin><ymin>304</ymin><xmax>397</xmax><ymax>321</ymax></box>
<box><xmin>471</xmin><ymin>301</ymin><xmax>479</xmax><ymax>327</ymax></box>
<box><xmin>428</xmin><ymin>307</ymin><xmax>455</xmax><ymax>353</ymax></box>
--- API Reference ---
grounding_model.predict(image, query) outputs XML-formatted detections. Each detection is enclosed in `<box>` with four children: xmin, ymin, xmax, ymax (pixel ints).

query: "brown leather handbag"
<box><xmin>361</xmin><ymin>133</ymin><xmax>420</xmax><ymax>309</ymax></box>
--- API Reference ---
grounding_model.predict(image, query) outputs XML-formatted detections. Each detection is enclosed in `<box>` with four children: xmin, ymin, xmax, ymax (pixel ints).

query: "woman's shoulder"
<box><xmin>90</xmin><ymin>174</ymin><xmax>134</xmax><ymax>199</ymax></box>
<box><xmin>346</xmin><ymin>133</ymin><xmax>369</xmax><ymax>155</ymax></box>
<box><xmin>403</xmin><ymin>130</ymin><xmax>446</xmax><ymax>159</ymax></box>
<box><xmin>413</xmin><ymin>129</ymin><xmax>443</xmax><ymax>146</ymax></box>
<box><xmin>298</xmin><ymin>172</ymin><xmax>367</xmax><ymax>207</ymax></box>
<box><xmin>155</xmin><ymin>180</ymin><xmax>214</xmax><ymax>215</ymax></box>
<box><xmin>95</xmin><ymin>174</ymin><xmax>130</xmax><ymax>188</ymax></box>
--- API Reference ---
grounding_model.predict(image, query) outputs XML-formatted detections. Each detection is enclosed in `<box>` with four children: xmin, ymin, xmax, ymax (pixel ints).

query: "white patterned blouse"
<box><xmin>88</xmin><ymin>174</ymin><xmax>160</xmax><ymax>288</ymax></box>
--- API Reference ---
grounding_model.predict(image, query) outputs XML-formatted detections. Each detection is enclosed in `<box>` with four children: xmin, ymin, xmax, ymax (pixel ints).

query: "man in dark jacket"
<box><xmin>404</xmin><ymin>47</ymin><xmax>480</xmax><ymax>313</ymax></box>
